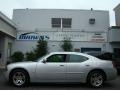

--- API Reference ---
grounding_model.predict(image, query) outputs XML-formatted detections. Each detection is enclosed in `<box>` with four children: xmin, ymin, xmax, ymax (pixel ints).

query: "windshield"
<box><xmin>35</xmin><ymin>54</ymin><xmax>48</xmax><ymax>62</ymax></box>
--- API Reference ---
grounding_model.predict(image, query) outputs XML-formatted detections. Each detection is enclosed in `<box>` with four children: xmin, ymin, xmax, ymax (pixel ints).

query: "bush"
<box><xmin>26</xmin><ymin>51</ymin><xmax>36</xmax><ymax>61</ymax></box>
<box><xmin>11</xmin><ymin>51</ymin><xmax>24</xmax><ymax>62</ymax></box>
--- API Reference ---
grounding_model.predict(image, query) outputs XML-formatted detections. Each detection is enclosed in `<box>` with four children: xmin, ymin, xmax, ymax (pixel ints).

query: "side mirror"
<box><xmin>42</xmin><ymin>60</ymin><xmax>46</xmax><ymax>63</ymax></box>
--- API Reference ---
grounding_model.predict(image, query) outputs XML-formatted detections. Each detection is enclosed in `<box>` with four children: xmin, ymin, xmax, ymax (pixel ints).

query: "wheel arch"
<box><xmin>87</xmin><ymin>69</ymin><xmax>107</xmax><ymax>82</ymax></box>
<box><xmin>9</xmin><ymin>67</ymin><xmax>30</xmax><ymax>82</ymax></box>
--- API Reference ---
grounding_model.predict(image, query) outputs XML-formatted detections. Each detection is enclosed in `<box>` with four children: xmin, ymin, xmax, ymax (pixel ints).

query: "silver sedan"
<box><xmin>4</xmin><ymin>52</ymin><xmax>117</xmax><ymax>88</ymax></box>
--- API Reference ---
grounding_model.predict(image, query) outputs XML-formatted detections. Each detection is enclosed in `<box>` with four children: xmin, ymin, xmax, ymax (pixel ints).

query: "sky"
<box><xmin>0</xmin><ymin>0</ymin><xmax>120</xmax><ymax>26</ymax></box>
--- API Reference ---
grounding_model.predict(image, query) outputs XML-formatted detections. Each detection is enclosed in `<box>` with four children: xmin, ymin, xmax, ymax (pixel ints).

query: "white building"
<box><xmin>12</xmin><ymin>9</ymin><xmax>111</xmax><ymax>54</ymax></box>
<box><xmin>108</xmin><ymin>4</ymin><xmax>120</xmax><ymax>59</ymax></box>
<box><xmin>0</xmin><ymin>11</ymin><xmax>17</xmax><ymax>66</ymax></box>
<box><xmin>114</xmin><ymin>4</ymin><xmax>120</xmax><ymax>26</ymax></box>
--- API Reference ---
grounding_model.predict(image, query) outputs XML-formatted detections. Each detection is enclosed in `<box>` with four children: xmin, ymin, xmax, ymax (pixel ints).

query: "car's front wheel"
<box><xmin>87</xmin><ymin>71</ymin><xmax>105</xmax><ymax>88</ymax></box>
<box><xmin>9</xmin><ymin>69</ymin><xmax>29</xmax><ymax>87</ymax></box>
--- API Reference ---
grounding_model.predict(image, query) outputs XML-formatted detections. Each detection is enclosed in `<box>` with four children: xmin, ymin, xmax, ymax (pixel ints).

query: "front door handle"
<box><xmin>60</xmin><ymin>65</ymin><xmax>64</xmax><ymax>66</ymax></box>
<box><xmin>86</xmin><ymin>65</ymin><xmax>90</xmax><ymax>67</ymax></box>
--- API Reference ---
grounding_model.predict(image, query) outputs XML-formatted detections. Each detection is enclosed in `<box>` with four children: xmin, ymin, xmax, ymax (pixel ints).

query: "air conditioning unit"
<box><xmin>89</xmin><ymin>18</ymin><xmax>95</xmax><ymax>24</ymax></box>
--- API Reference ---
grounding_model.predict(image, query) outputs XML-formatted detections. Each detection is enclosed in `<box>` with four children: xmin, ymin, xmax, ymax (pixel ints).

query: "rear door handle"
<box><xmin>60</xmin><ymin>65</ymin><xmax>64</xmax><ymax>66</ymax></box>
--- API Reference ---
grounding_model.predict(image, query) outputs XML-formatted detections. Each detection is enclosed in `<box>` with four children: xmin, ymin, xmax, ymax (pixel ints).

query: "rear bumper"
<box><xmin>105</xmin><ymin>68</ymin><xmax>117</xmax><ymax>81</ymax></box>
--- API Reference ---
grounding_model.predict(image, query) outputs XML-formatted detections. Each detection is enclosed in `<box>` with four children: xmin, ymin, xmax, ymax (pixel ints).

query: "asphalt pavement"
<box><xmin>0</xmin><ymin>71</ymin><xmax>120</xmax><ymax>90</ymax></box>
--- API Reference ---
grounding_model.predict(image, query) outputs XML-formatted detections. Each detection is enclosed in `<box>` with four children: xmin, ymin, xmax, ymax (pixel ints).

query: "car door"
<box><xmin>36</xmin><ymin>54</ymin><xmax>67</xmax><ymax>82</ymax></box>
<box><xmin>66</xmin><ymin>54</ymin><xmax>89</xmax><ymax>82</ymax></box>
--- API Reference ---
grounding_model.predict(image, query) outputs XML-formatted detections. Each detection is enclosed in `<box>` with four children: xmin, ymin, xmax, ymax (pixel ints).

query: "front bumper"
<box><xmin>3</xmin><ymin>70</ymin><xmax>9</xmax><ymax>81</ymax></box>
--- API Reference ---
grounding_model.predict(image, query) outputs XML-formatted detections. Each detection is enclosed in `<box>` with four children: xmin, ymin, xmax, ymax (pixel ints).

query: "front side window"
<box><xmin>47</xmin><ymin>54</ymin><xmax>66</xmax><ymax>62</ymax></box>
<box><xmin>68</xmin><ymin>54</ymin><xmax>88</xmax><ymax>62</ymax></box>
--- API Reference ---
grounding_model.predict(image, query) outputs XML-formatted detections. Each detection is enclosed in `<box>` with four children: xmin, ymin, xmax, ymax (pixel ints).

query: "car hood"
<box><xmin>7</xmin><ymin>61</ymin><xmax>37</xmax><ymax>67</ymax></box>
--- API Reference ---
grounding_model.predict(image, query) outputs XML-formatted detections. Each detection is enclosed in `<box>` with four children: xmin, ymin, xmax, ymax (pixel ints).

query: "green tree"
<box><xmin>26</xmin><ymin>39</ymin><xmax>48</xmax><ymax>61</ymax></box>
<box><xmin>61</xmin><ymin>38</ymin><xmax>73</xmax><ymax>51</ymax></box>
<box><xmin>34</xmin><ymin>39</ymin><xmax>48</xmax><ymax>59</ymax></box>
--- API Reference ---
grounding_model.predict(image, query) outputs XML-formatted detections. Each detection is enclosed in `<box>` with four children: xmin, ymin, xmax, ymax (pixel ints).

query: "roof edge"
<box><xmin>114</xmin><ymin>3</ymin><xmax>120</xmax><ymax>11</ymax></box>
<box><xmin>13</xmin><ymin>8</ymin><xmax>109</xmax><ymax>12</ymax></box>
<box><xmin>0</xmin><ymin>11</ymin><xmax>17</xmax><ymax>29</ymax></box>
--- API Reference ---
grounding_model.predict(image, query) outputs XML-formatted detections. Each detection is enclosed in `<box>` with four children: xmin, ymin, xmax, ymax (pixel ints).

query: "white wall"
<box><xmin>0</xmin><ymin>35</ymin><xmax>4</xmax><ymax>64</ymax></box>
<box><xmin>13</xmin><ymin>40</ymin><xmax>111</xmax><ymax>54</ymax></box>
<box><xmin>0</xmin><ymin>12</ymin><xmax>16</xmax><ymax>64</ymax></box>
<box><xmin>109</xmin><ymin>29</ymin><xmax>120</xmax><ymax>42</ymax></box>
<box><xmin>12</xmin><ymin>9</ymin><xmax>110</xmax><ymax>54</ymax></box>
<box><xmin>0</xmin><ymin>18</ymin><xmax>16</xmax><ymax>37</ymax></box>
<box><xmin>13</xmin><ymin>9</ymin><xmax>109</xmax><ymax>32</ymax></box>
<box><xmin>0</xmin><ymin>34</ymin><xmax>15</xmax><ymax>65</ymax></box>
<box><xmin>114</xmin><ymin>4</ymin><xmax>120</xmax><ymax>26</ymax></box>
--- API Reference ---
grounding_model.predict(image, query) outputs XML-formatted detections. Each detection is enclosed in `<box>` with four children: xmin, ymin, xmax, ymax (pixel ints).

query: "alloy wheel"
<box><xmin>90</xmin><ymin>72</ymin><xmax>104</xmax><ymax>87</ymax></box>
<box><xmin>12</xmin><ymin>71</ymin><xmax>26</xmax><ymax>86</ymax></box>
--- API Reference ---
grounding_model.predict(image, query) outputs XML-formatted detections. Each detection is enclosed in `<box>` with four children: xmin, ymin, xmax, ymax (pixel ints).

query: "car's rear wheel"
<box><xmin>9</xmin><ymin>69</ymin><xmax>29</xmax><ymax>87</ymax></box>
<box><xmin>87</xmin><ymin>71</ymin><xmax>105</xmax><ymax>88</ymax></box>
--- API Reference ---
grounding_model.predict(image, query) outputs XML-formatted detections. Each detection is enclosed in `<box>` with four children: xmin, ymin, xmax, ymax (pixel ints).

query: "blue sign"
<box><xmin>17</xmin><ymin>32</ymin><xmax>50</xmax><ymax>41</ymax></box>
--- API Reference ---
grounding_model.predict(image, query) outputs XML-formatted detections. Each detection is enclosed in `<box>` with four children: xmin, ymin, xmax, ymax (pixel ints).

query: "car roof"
<box><xmin>49</xmin><ymin>52</ymin><xmax>94</xmax><ymax>58</ymax></box>
<box><xmin>50</xmin><ymin>52</ymin><xmax>81</xmax><ymax>54</ymax></box>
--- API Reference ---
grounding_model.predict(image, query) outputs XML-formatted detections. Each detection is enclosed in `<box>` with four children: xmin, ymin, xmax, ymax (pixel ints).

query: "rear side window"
<box><xmin>68</xmin><ymin>54</ymin><xmax>88</xmax><ymax>62</ymax></box>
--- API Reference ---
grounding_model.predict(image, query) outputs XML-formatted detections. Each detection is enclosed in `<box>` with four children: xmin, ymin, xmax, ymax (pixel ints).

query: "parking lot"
<box><xmin>0</xmin><ymin>71</ymin><xmax>120</xmax><ymax>90</ymax></box>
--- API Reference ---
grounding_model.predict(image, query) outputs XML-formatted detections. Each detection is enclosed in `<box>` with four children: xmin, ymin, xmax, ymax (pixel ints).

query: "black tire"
<box><xmin>87</xmin><ymin>71</ymin><xmax>105</xmax><ymax>88</ymax></box>
<box><xmin>9</xmin><ymin>69</ymin><xmax>29</xmax><ymax>87</ymax></box>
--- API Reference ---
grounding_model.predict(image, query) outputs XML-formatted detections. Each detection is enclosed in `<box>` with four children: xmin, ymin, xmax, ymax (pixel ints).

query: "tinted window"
<box><xmin>47</xmin><ymin>54</ymin><xmax>66</xmax><ymax>62</ymax></box>
<box><xmin>51</xmin><ymin>18</ymin><xmax>61</xmax><ymax>28</ymax></box>
<box><xmin>62</xmin><ymin>18</ymin><xmax>72</xmax><ymax>28</ymax></box>
<box><xmin>68</xmin><ymin>54</ymin><xmax>88</xmax><ymax>62</ymax></box>
<box><xmin>51</xmin><ymin>18</ymin><xmax>72</xmax><ymax>28</ymax></box>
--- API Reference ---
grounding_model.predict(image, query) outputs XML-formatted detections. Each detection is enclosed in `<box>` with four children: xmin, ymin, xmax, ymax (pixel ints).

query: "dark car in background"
<box><xmin>84</xmin><ymin>51</ymin><xmax>120</xmax><ymax>74</ymax></box>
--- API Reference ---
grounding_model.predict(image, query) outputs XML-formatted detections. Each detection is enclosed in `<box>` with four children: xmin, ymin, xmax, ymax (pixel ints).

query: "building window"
<box><xmin>89</xmin><ymin>18</ymin><xmax>95</xmax><ymax>24</ymax></box>
<box><xmin>52</xmin><ymin>18</ymin><xmax>61</xmax><ymax>28</ymax></box>
<box><xmin>74</xmin><ymin>48</ymin><xmax>80</xmax><ymax>52</ymax></box>
<box><xmin>62</xmin><ymin>18</ymin><xmax>72</xmax><ymax>28</ymax></box>
<box><xmin>51</xmin><ymin>18</ymin><xmax>72</xmax><ymax>28</ymax></box>
<box><xmin>81</xmin><ymin>48</ymin><xmax>101</xmax><ymax>53</ymax></box>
